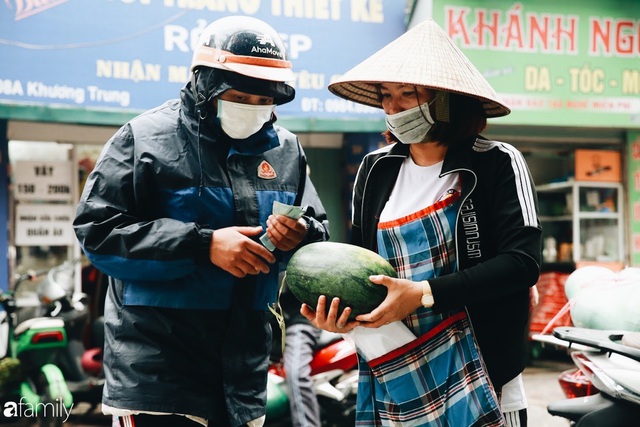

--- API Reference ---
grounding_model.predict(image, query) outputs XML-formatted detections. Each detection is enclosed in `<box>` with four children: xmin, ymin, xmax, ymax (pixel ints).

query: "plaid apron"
<box><xmin>355</xmin><ymin>194</ymin><xmax>504</xmax><ymax>426</ymax></box>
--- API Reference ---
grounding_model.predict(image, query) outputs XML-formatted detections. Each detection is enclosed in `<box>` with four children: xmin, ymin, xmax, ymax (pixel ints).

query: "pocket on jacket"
<box><xmin>366</xmin><ymin>311</ymin><xmax>504</xmax><ymax>426</ymax></box>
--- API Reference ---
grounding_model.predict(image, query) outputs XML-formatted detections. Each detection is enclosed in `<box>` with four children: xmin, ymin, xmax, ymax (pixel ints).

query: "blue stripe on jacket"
<box><xmin>82</xmin><ymin>186</ymin><xmax>297</xmax><ymax>310</ymax></box>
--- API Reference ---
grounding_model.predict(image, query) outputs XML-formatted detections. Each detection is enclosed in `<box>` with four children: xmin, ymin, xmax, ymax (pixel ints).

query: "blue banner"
<box><xmin>0</xmin><ymin>0</ymin><xmax>405</xmax><ymax>122</ymax></box>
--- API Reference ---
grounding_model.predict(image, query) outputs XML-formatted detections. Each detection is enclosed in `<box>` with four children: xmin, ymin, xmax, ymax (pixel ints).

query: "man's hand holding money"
<box><xmin>260</xmin><ymin>201</ymin><xmax>308</xmax><ymax>252</ymax></box>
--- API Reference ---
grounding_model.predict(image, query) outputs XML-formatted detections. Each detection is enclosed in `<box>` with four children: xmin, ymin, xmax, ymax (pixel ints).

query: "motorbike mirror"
<box><xmin>37</xmin><ymin>262</ymin><xmax>76</xmax><ymax>305</ymax></box>
<box><xmin>37</xmin><ymin>278</ymin><xmax>68</xmax><ymax>305</ymax></box>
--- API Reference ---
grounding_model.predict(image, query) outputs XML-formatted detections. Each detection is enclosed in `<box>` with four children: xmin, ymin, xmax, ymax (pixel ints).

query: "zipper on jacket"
<box><xmin>441</xmin><ymin>167</ymin><xmax>478</xmax><ymax>270</ymax></box>
<box><xmin>360</xmin><ymin>153</ymin><xmax>406</xmax><ymax>231</ymax></box>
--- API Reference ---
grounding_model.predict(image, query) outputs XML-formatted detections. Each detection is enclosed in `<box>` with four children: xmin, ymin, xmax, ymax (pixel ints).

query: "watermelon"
<box><xmin>285</xmin><ymin>242</ymin><xmax>396</xmax><ymax>319</ymax></box>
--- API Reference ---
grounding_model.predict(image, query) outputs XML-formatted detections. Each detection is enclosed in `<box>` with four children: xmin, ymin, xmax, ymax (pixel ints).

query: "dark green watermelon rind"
<box><xmin>285</xmin><ymin>243</ymin><xmax>397</xmax><ymax>320</ymax></box>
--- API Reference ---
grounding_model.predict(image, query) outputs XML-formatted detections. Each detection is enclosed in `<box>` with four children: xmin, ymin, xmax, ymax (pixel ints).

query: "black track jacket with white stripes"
<box><xmin>351</xmin><ymin>137</ymin><xmax>542</xmax><ymax>389</ymax></box>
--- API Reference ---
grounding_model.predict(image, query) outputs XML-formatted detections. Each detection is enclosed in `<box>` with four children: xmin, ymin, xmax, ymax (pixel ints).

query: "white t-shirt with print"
<box><xmin>379</xmin><ymin>158</ymin><xmax>459</xmax><ymax>221</ymax></box>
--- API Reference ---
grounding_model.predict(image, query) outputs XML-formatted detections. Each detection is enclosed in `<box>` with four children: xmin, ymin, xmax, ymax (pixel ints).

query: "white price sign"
<box><xmin>15</xmin><ymin>204</ymin><xmax>76</xmax><ymax>246</ymax></box>
<box><xmin>13</xmin><ymin>160</ymin><xmax>73</xmax><ymax>201</ymax></box>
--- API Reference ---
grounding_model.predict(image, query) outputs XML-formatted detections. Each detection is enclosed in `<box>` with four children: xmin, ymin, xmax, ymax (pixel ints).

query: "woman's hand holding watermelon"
<box><xmin>265</xmin><ymin>214</ymin><xmax>308</xmax><ymax>251</ymax></box>
<box><xmin>300</xmin><ymin>295</ymin><xmax>360</xmax><ymax>333</ymax></box>
<box><xmin>290</xmin><ymin>242</ymin><xmax>397</xmax><ymax>332</ymax></box>
<box><xmin>299</xmin><ymin>275</ymin><xmax>424</xmax><ymax>332</ymax></box>
<box><xmin>354</xmin><ymin>275</ymin><xmax>424</xmax><ymax>328</ymax></box>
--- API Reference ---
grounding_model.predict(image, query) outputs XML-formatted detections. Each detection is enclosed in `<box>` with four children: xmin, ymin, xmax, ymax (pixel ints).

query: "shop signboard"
<box><xmin>429</xmin><ymin>0</ymin><xmax>640</xmax><ymax>128</ymax></box>
<box><xmin>13</xmin><ymin>158</ymin><xmax>75</xmax><ymax>246</ymax></box>
<box><xmin>0</xmin><ymin>1</ymin><xmax>406</xmax><ymax>129</ymax></box>
<box><xmin>14</xmin><ymin>203</ymin><xmax>76</xmax><ymax>246</ymax></box>
<box><xmin>629</xmin><ymin>131</ymin><xmax>640</xmax><ymax>266</ymax></box>
<box><xmin>574</xmin><ymin>149</ymin><xmax>621</xmax><ymax>182</ymax></box>
<box><xmin>13</xmin><ymin>160</ymin><xmax>73</xmax><ymax>201</ymax></box>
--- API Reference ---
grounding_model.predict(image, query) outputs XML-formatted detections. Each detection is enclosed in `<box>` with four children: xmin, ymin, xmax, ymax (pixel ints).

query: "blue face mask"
<box><xmin>385</xmin><ymin>101</ymin><xmax>435</xmax><ymax>144</ymax></box>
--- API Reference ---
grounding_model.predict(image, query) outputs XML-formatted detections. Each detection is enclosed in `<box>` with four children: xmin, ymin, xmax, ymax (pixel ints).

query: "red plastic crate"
<box><xmin>530</xmin><ymin>272</ymin><xmax>573</xmax><ymax>336</ymax></box>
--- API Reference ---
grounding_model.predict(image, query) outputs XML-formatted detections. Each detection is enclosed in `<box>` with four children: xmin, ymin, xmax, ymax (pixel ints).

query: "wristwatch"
<box><xmin>421</xmin><ymin>280</ymin><xmax>434</xmax><ymax>308</ymax></box>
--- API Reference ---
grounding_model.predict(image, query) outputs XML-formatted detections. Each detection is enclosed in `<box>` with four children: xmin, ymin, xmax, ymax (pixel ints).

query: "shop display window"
<box><xmin>7</xmin><ymin>141</ymin><xmax>102</xmax><ymax>298</ymax></box>
<box><xmin>537</xmin><ymin>180</ymin><xmax>624</xmax><ymax>268</ymax></box>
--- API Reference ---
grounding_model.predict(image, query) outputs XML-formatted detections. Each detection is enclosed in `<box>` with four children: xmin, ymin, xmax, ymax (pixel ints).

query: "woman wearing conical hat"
<box><xmin>302</xmin><ymin>19</ymin><xmax>541</xmax><ymax>427</ymax></box>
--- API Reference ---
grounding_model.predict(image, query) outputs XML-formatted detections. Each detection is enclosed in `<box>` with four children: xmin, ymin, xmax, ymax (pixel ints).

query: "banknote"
<box><xmin>260</xmin><ymin>201</ymin><xmax>307</xmax><ymax>251</ymax></box>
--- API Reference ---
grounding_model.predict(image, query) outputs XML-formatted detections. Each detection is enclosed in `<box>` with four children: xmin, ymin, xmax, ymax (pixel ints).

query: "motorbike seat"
<box><xmin>622</xmin><ymin>332</ymin><xmax>640</xmax><ymax>350</ymax></box>
<box><xmin>14</xmin><ymin>317</ymin><xmax>64</xmax><ymax>337</ymax></box>
<box><xmin>547</xmin><ymin>393</ymin><xmax>613</xmax><ymax>422</ymax></box>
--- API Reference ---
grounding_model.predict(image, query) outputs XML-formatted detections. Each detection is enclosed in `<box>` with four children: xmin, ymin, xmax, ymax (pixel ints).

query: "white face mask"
<box><xmin>217</xmin><ymin>99</ymin><xmax>275</xmax><ymax>140</ymax></box>
<box><xmin>385</xmin><ymin>101</ymin><xmax>435</xmax><ymax>144</ymax></box>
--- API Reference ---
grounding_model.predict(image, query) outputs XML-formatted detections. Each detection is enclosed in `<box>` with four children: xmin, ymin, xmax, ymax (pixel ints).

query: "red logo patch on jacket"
<box><xmin>258</xmin><ymin>160</ymin><xmax>277</xmax><ymax>179</ymax></box>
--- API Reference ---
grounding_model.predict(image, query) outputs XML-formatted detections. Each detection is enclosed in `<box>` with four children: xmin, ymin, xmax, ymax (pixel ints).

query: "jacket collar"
<box><xmin>441</xmin><ymin>136</ymin><xmax>476</xmax><ymax>176</ymax></box>
<box><xmin>360</xmin><ymin>136</ymin><xmax>478</xmax><ymax>251</ymax></box>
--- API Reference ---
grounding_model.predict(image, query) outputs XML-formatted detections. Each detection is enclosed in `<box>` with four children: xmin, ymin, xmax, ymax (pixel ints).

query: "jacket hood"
<box><xmin>179</xmin><ymin>81</ymin><xmax>280</xmax><ymax>156</ymax></box>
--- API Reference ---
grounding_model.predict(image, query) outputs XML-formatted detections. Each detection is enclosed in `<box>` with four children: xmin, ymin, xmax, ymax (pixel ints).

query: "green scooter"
<box><xmin>0</xmin><ymin>270</ymin><xmax>73</xmax><ymax>426</ymax></box>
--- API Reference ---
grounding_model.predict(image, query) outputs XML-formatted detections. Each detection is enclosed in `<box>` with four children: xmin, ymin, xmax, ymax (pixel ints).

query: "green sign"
<box><xmin>431</xmin><ymin>1</ymin><xmax>640</xmax><ymax>128</ymax></box>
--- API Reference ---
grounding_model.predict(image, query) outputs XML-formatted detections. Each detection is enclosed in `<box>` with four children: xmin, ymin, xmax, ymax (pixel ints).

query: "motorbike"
<box><xmin>265</xmin><ymin>330</ymin><xmax>359</xmax><ymax>427</ymax></box>
<box><xmin>546</xmin><ymin>326</ymin><xmax>640</xmax><ymax>426</ymax></box>
<box><xmin>35</xmin><ymin>260</ymin><xmax>105</xmax><ymax>413</ymax></box>
<box><xmin>0</xmin><ymin>268</ymin><xmax>73</xmax><ymax>426</ymax></box>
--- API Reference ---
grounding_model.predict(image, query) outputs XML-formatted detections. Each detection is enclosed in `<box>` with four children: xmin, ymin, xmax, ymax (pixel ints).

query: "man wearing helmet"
<box><xmin>74</xmin><ymin>16</ymin><xmax>329</xmax><ymax>427</ymax></box>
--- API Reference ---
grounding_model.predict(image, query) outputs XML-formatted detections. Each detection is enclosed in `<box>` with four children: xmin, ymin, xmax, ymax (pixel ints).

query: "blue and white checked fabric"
<box><xmin>355</xmin><ymin>194</ymin><xmax>504</xmax><ymax>426</ymax></box>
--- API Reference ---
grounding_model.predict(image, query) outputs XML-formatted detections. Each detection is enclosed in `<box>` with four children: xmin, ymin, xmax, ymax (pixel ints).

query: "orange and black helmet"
<box><xmin>191</xmin><ymin>16</ymin><xmax>295</xmax><ymax>106</ymax></box>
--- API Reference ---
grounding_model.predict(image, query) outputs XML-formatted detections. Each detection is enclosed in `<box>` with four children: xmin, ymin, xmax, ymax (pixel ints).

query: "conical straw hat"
<box><xmin>328</xmin><ymin>19</ymin><xmax>510</xmax><ymax>118</ymax></box>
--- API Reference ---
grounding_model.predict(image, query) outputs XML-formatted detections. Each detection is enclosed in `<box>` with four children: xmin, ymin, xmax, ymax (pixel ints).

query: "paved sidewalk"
<box><xmin>524</xmin><ymin>357</ymin><xmax>573</xmax><ymax>427</ymax></box>
<box><xmin>63</xmin><ymin>357</ymin><xmax>574</xmax><ymax>426</ymax></box>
